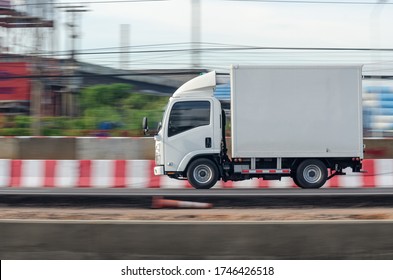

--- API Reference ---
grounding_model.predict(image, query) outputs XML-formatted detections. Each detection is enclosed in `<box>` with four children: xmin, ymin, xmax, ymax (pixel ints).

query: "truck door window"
<box><xmin>168</xmin><ymin>101</ymin><xmax>210</xmax><ymax>137</ymax></box>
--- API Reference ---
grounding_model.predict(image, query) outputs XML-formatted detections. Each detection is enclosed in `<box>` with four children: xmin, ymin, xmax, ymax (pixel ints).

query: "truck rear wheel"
<box><xmin>187</xmin><ymin>158</ymin><xmax>218</xmax><ymax>189</ymax></box>
<box><xmin>295</xmin><ymin>159</ymin><xmax>327</xmax><ymax>189</ymax></box>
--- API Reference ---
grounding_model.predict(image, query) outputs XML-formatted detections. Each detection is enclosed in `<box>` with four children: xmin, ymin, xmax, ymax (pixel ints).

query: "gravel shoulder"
<box><xmin>1</xmin><ymin>207</ymin><xmax>393</xmax><ymax>221</ymax></box>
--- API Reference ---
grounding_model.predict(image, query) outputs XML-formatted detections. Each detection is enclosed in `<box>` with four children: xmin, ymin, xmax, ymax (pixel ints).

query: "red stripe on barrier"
<box><xmin>149</xmin><ymin>160</ymin><xmax>160</xmax><ymax>188</ymax></box>
<box><xmin>44</xmin><ymin>160</ymin><xmax>56</xmax><ymax>187</ymax></box>
<box><xmin>222</xmin><ymin>180</ymin><xmax>234</xmax><ymax>188</ymax></box>
<box><xmin>362</xmin><ymin>159</ymin><xmax>375</xmax><ymax>188</ymax></box>
<box><xmin>10</xmin><ymin>160</ymin><xmax>22</xmax><ymax>187</ymax></box>
<box><xmin>185</xmin><ymin>181</ymin><xmax>194</xmax><ymax>189</ymax></box>
<box><xmin>258</xmin><ymin>178</ymin><xmax>270</xmax><ymax>188</ymax></box>
<box><xmin>290</xmin><ymin>178</ymin><xmax>298</xmax><ymax>188</ymax></box>
<box><xmin>114</xmin><ymin>160</ymin><xmax>126</xmax><ymax>188</ymax></box>
<box><xmin>327</xmin><ymin>169</ymin><xmax>340</xmax><ymax>188</ymax></box>
<box><xmin>78</xmin><ymin>160</ymin><xmax>91</xmax><ymax>187</ymax></box>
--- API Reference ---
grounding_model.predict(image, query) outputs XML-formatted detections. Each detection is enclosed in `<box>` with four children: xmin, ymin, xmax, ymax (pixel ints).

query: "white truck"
<box><xmin>145</xmin><ymin>65</ymin><xmax>364</xmax><ymax>189</ymax></box>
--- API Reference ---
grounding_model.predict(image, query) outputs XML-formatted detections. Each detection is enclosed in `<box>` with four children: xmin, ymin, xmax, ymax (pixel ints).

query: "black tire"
<box><xmin>292</xmin><ymin>175</ymin><xmax>300</xmax><ymax>187</ymax></box>
<box><xmin>187</xmin><ymin>158</ymin><xmax>219</xmax><ymax>189</ymax></box>
<box><xmin>295</xmin><ymin>159</ymin><xmax>327</xmax><ymax>189</ymax></box>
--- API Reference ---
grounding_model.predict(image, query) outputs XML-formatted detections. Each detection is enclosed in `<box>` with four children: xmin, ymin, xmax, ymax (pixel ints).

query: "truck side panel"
<box><xmin>231</xmin><ymin>65</ymin><xmax>363</xmax><ymax>158</ymax></box>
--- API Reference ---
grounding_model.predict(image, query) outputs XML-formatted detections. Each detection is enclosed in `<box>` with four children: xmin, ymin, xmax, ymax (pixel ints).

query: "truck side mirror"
<box><xmin>142</xmin><ymin>117</ymin><xmax>149</xmax><ymax>135</ymax></box>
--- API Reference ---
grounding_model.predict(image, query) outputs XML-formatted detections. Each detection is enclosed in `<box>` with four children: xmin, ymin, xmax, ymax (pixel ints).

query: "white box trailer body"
<box><xmin>230</xmin><ymin>65</ymin><xmax>363</xmax><ymax>158</ymax></box>
<box><xmin>150</xmin><ymin>65</ymin><xmax>364</xmax><ymax>189</ymax></box>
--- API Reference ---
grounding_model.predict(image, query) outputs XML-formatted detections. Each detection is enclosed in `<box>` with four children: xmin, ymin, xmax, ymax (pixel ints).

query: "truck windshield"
<box><xmin>168</xmin><ymin>101</ymin><xmax>210</xmax><ymax>137</ymax></box>
<box><xmin>156</xmin><ymin>105</ymin><xmax>168</xmax><ymax>132</ymax></box>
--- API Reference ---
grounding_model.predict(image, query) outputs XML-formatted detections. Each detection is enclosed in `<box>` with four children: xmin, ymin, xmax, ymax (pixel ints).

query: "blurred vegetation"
<box><xmin>0</xmin><ymin>83</ymin><xmax>169</xmax><ymax>136</ymax></box>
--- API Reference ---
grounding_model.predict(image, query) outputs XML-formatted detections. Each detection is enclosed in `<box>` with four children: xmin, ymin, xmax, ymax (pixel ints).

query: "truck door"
<box><xmin>164</xmin><ymin>100</ymin><xmax>214</xmax><ymax>172</ymax></box>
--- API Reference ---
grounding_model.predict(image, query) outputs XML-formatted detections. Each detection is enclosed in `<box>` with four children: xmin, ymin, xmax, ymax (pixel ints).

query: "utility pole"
<box><xmin>58</xmin><ymin>5</ymin><xmax>88</xmax><ymax>116</ymax></box>
<box><xmin>31</xmin><ymin>27</ymin><xmax>43</xmax><ymax>136</ymax></box>
<box><xmin>191</xmin><ymin>0</ymin><xmax>201</xmax><ymax>68</ymax></box>
<box><xmin>28</xmin><ymin>3</ymin><xmax>55</xmax><ymax>136</ymax></box>
<box><xmin>120</xmin><ymin>24</ymin><xmax>130</xmax><ymax>70</ymax></box>
<box><xmin>57</xmin><ymin>5</ymin><xmax>89</xmax><ymax>60</ymax></box>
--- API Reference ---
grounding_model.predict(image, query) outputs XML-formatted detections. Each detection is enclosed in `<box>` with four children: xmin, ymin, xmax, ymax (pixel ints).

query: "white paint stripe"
<box><xmin>232</xmin><ymin>178</ymin><xmax>259</xmax><ymax>189</ymax></box>
<box><xmin>90</xmin><ymin>160</ymin><xmax>114</xmax><ymax>188</ymax></box>
<box><xmin>0</xmin><ymin>159</ymin><xmax>10</xmax><ymax>187</ymax></box>
<box><xmin>20</xmin><ymin>160</ymin><xmax>45</xmax><ymax>188</ymax></box>
<box><xmin>270</xmin><ymin>177</ymin><xmax>294</xmax><ymax>188</ymax></box>
<box><xmin>214</xmin><ymin>181</ymin><xmax>223</xmax><ymax>188</ymax></box>
<box><xmin>160</xmin><ymin>176</ymin><xmax>187</xmax><ymax>189</ymax></box>
<box><xmin>375</xmin><ymin>159</ymin><xmax>393</xmax><ymax>188</ymax></box>
<box><xmin>339</xmin><ymin>167</ymin><xmax>363</xmax><ymax>188</ymax></box>
<box><xmin>127</xmin><ymin>160</ymin><xmax>150</xmax><ymax>188</ymax></box>
<box><xmin>54</xmin><ymin>160</ymin><xmax>79</xmax><ymax>188</ymax></box>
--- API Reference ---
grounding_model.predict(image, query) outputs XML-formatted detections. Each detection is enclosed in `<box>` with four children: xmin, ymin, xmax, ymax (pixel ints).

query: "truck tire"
<box><xmin>187</xmin><ymin>158</ymin><xmax>219</xmax><ymax>189</ymax></box>
<box><xmin>295</xmin><ymin>159</ymin><xmax>327</xmax><ymax>189</ymax></box>
<box><xmin>292</xmin><ymin>175</ymin><xmax>300</xmax><ymax>187</ymax></box>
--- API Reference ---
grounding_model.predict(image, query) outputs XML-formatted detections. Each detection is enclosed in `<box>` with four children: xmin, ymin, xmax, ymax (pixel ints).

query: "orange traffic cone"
<box><xmin>152</xmin><ymin>196</ymin><xmax>213</xmax><ymax>209</ymax></box>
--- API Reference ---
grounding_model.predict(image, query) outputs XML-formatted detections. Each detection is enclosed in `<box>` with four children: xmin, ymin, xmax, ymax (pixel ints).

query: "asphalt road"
<box><xmin>2</xmin><ymin>187</ymin><xmax>393</xmax><ymax>208</ymax></box>
<box><xmin>1</xmin><ymin>187</ymin><xmax>393</xmax><ymax>196</ymax></box>
<box><xmin>2</xmin><ymin>187</ymin><xmax>393</xmax><ymax>259</ymax></box>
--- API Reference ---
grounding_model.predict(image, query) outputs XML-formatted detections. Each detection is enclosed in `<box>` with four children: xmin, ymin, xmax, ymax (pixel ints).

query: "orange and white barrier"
<box><xmin>0</xmin><ymin>159</ymin><xmax>392</xmax><ymax>188</ymax></box>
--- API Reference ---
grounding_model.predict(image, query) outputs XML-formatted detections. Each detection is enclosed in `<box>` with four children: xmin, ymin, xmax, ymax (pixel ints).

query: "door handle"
<box><xmin>205</xmin><ymin>137</ymin><xmax>212</xmax><ymax>148</ymax></box>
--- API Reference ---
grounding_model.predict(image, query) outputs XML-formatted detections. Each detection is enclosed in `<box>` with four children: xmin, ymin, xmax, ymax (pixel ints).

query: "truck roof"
<box><xmin>172</xmin><ymin>71</ymin><xmax>216</xmax><ymax>98</ymax></box>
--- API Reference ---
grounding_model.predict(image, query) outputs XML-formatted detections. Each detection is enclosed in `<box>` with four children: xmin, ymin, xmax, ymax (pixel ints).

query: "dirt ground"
<box><xmin>1</xmin><ymin>207</ymin><xmax>393</xmax><ymax>221</ymax></box>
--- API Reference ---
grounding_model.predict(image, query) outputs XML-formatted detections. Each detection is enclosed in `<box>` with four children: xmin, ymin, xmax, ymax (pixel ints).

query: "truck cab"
<box><xmin>153</xmin><ymin>71</ymin><xmax>224</xmax><ymax>188</ymax></box>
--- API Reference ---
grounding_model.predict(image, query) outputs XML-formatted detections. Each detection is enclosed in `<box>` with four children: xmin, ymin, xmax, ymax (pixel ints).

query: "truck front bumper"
<box><xmin>154</xmin><ymin>166</ymin><xmax>165</xmax><ymax>176</ymax></box>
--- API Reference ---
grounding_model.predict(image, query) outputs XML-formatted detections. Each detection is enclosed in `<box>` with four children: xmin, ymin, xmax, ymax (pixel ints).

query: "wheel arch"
<box><xmin>290</xmin><ymin>158</ymin><xmax>329</xmax><ymax>173</ymax></box>
<box><xmin>183</xmin><ymin>154</ymin><xmax>221</xmax><ymax>177</ymax></box>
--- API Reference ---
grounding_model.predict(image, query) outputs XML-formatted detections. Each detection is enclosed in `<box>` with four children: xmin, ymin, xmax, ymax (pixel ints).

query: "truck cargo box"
<box><xmin>230</xmin><ymin>65</ymin><xmax>363</xmax><ymax>158</ymax></box>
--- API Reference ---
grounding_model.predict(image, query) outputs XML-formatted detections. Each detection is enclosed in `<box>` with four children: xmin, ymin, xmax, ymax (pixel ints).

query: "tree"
<box><xmin>80</xmin><ymin>83</ymin><xmax>133</xmax><ymax>110</ymax></box>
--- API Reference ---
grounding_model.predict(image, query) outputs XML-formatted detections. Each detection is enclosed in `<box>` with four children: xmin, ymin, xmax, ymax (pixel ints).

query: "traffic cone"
<box><xmin>152</xmin><ymin>196</ymin><xmax>213</xmax><ymax>209</ymax></box>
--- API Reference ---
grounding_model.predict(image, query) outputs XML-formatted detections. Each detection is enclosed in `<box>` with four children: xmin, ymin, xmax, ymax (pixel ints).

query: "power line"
<box><xmin>18</xmin><ymin>45</ymin><xmax>393</xmax><ymax>57</ymax></box>
<box><xmin>11</xmin><ymin>0</ymin><xmax>167</xmax><ymax>7</ymax></box>
<box><xmin>57</xmin><ymin>46</ymin><xmax>393</xmax><ymax>56</ymax></box>
<box><xmin>0</xmin><ymin>71</ymin><xmax>208</xmax><ymax>80</ymax></box>
<box><xmin>228</xmin><ymin>0</ymin><xmax>393</xmax><ymax>5</ymax></box>
<box><xmin>4</xmin><ymin>44</ymin><xmax>393</xmax><ymax>69</ymax></box>
<box><xmin>4</xmin><ymin>42</ymin><xmax>393</xmax><ymax>70</ymax></box>
<box><xmin>12</xmin><ymin>0</ymin><xmax>392</xmax><ymax>7</ymax></box>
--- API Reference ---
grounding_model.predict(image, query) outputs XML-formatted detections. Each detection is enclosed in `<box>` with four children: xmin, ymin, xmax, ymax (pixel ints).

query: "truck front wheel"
<box><xmin>295</xmin><ymin>159</ymin><xmax>327</xmax><ymax>189</ymax></box>
<box><xmin>187</xmin><ymin>158</ymin><xmax>219</xmax><ymax>189</ymax></box>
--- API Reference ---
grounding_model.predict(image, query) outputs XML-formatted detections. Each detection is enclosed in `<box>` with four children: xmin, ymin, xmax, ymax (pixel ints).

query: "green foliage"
<box><xmin>80</xmin><ymin>83</ymin><xmax>168</xmax><ymax>132</ymax></box>
<box><xmin>14</xmin><ymin>115</ymin><xmax>31</xmax><ymax>128</ymax></box>
<box><xmin>83</xmin><ymin>106</ymin><xmax>122</xmax><ymax>129</ymax></box>
<box><xmin>0</xmin><ymin>128</ymin><xmax>31</xmax><ymax>136</ymax></box>
<box><xmin>0</xmin><ymin>83</ymin><xmax>170</xmax><ymax>136</ymax></box>
<box><xmin>124</xmin><ymin>94</ymin><xmax>168</xmax><ymax>110</ymax></box>
<box><xmin>80</xmin><ymin>83</ymin><xmax>133</xmax><ymax>110</ymax></box>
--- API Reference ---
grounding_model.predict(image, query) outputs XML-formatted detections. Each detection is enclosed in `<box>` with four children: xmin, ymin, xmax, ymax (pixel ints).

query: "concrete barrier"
<box><xmin>0</xmin><ymin>159</ymin><xmax>392</xmax><ymax>188</ymax></box>
<box><xmin>0</xmin><ymin>137</ymin><xmax>18</xmax><ymax>159</ymax></box>
<box><xmin>18</xmin><ymin>137</ymin><xmax>77</xmax><ymax>159</ymax></box>
<box><xmin>76</xmin><ymin>137</ymin><xmax>155</xmax><ymax>160</ymax></box>
<box><xmin>1</xmin><ymin>220</ymin><xmax>393</xmax><ymax>259</ymax></box>
<box><xmin>0</xmin><ymin>137</ymin><xmax>392</xmax><ymax>160</ymax></box>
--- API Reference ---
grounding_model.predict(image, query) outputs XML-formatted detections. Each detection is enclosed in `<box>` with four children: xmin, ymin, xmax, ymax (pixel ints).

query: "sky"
<box><xmin>10</xmin><ymin>0</ymin><xmax>393</xmax><ymax>69</ymax></box>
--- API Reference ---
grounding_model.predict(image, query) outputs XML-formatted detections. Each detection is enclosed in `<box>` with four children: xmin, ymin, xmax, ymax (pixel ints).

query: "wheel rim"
<box><xmin>303</xmin><ymin>164</ymin><xmax>322</xmax><ymax>184</ymax></box>
<box><xmin>193</xmin><ymin>164</ymin><xmax>213</xmax><ymax>184</ymax></box>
